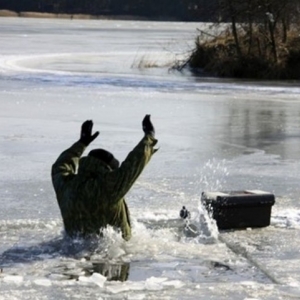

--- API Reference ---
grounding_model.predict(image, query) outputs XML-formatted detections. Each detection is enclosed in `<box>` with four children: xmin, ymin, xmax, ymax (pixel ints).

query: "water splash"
<box><xmin>199</xmin><ymin>158</ymin><xmax>230</xmax><ymax>192</ymax></box>
<box><xmin>180</xmin><ymin>200</ymin><xmax>219</xmax><ymax>244</ymax></box>
<box><xmin>176</xmin><ymin>158</ymin><xmax>230</xmax><ymax>243</ymax></box>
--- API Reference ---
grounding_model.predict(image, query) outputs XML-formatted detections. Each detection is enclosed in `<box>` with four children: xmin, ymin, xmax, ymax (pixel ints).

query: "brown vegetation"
<box><xmin>185</xmin><ymin>0</ymin><xmax>300</xmax><ymax>80</ymax></box>
<box><xmin>0</xmin><ymin>10</ymin><xmax>19</xmax><ymax>17</ymax></box>
<box><xmin>0</xmin><ymin>9</ymin><xmax>95</xmax><ymax>19</ymax></box>
<box><xmin>188</xmin><ymin>28</ymin><xmax>300</xmax><ymax>79</ymax></box>
<box><xmin>0</xmin><ymin>9</ymin><xmax>147</xmax><ymax>20</ymax></box>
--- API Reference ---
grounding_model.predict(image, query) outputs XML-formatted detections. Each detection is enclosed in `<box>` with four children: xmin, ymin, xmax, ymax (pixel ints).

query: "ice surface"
<box><xmin>1</xmin><ymin>17</ymin><xmax>300</xmax><ymax>300</ymax></box>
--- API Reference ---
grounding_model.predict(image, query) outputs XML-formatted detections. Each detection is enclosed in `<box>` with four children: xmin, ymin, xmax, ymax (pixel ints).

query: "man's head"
<box><xmin>88</xmin><ymin>149</ymin><xmax>120</xmax><ymax>170</ymax></box>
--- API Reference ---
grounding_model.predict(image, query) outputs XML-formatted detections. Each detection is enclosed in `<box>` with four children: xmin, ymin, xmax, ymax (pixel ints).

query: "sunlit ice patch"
<box><xmin>271</xmin><ymin>207</ymin><xmax>300</xmax><ymax>229</ymax></box>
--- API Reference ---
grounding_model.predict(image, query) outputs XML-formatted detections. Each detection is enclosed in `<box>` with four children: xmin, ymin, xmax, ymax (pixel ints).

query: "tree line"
<box><xmin>0</xmin><ymin>0</ymin><xmax>219</xmax><ymax>21</ymax></box>
<box><xmin>218</xmin><ymin>0</ymin><xmax>300</xmax><ymax>63</ymax></box>
<box><xmin>187</xmin><ymin>0</ymin><xmax>300</xmax><ymax>79</ymax></box>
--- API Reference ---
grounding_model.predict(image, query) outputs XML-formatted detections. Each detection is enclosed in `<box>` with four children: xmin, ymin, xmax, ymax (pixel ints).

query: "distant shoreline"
<box><xmin>0</xmin><ymin>9</ymin><xmax>176</xmax><ymax>21</ymax></box>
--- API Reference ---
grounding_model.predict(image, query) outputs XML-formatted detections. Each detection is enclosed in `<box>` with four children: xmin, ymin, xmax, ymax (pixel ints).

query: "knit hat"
<box><xmin>88</xmin><ymin>149</ymin><xmax>119</xmax><ymax>170</ymax></box>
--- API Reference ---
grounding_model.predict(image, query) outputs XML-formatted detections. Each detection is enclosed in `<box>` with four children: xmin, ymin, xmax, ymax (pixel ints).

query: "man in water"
<box><xmin>51</xmin><ymin>115</ymin><xmax>158</xmax><ymax>241</ymax></box>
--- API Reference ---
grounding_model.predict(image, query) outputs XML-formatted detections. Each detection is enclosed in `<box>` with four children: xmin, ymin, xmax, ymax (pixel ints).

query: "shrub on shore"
<box><xmin>187</xmin><ymin>27</ymin><xmax>300</xmax><ymax>80</ymax></box>
<box><xmin>182</xmin><ymin>0</ymin><xmax>300</xmax><ymax>80</ymax></box>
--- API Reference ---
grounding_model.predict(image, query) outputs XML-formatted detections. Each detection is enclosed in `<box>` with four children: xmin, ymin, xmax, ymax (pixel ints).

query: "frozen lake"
<box><xmin>1</xmin><ymin>17</ymin><xmax>300</xmax><ymax>299</ymax></box>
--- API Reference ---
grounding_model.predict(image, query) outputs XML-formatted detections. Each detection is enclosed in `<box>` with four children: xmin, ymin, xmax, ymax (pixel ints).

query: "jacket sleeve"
<box><xmin>103</xmin><ymin>134</ymin><xmax>158</xmax><ymax>203</ymax></box>
<box><xmin>51</xmin><ymin>141</ymin><xmax>86</xmax><ymax>192</ymax></box>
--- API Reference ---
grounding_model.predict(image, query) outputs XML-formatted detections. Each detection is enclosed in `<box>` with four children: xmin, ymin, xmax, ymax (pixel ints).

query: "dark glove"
<box><xmin>79</xmin><ymin>120</ymin><xmax>99</xmax><ymax>146</ymax></box>
<box><xmin>142</xmin><ymin>114</ymin><xmax>155</xmax><ymax>136</ymax></box>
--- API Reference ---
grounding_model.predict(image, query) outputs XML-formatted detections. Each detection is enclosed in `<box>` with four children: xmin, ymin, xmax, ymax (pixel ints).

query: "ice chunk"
<box><xmin>55</xmin><ymin>279</ymin><xmax>77</xmax><ymax>286</ymax></box>
<box><xmin>106</xmin><ymin>282</ymin><xmax>129</xmax><ymax>294</ymax></box>
<box><xmin>288</xmin><ymin>279</ymin><xmax>300</xmax><ymax>287</ymax></box>
<box><xmin>34</xmin><ymin>279</ymin><xmax>52</xmax><ymax>287</ymax></box>
<box><xmin>90</xmin><ymin>272</ymin><xmax>107</xmax><ymax>288</ymax></box>
<box><xmin>146</xmin><ymin>277</ymin><xmax>168</xmax><ymax>283</ymax></box>
<box><xmin>162</xmin><ymin>280</ymin><xmax>185</xmax><ymax>288</ymax></box>
<box><xmin>125</xmin><ymin>282</ymin><xmax>145</xmax><ymax>291</ymax></box>
<box><xmin>3</xmin><ymin>275</ymin><xmax>23</xmax><ymax>284</ymax></box>
<box><xmin>106</xmin><ymin>281</ymin><xmax>146</xmax><ymax>294</ymax></box>
<box><xmin>78</xmin><ymin>276</ymin><xmax>93</xmax><ymax>285</ymax></box>
<box><xmin>78</xmin><ymin>273</ymin><xmax>107</xmax><ymax>288</ymax></box>
<box><xmin>48</xmin><ymin>273</ymin><xmax>70</xmax><ymax>281</ymax></box>
<box><xmin>145</xmin><ymin>277</ymin><xmax>167</xmax><ymax>290</ymax></box>
<box><xmin>240</xmin><ymin>281</ymin><xmax>257</xmax><ymax>287</ymax></box>
<box><xmin>127</xmin><ymin>294</ymin><xmax>146</xmax><ymax>300</ymax></box>
<box><xmin>108</xmin><ymin>247</ymin><xmax>126</xmax><ymax>259</ymax></box>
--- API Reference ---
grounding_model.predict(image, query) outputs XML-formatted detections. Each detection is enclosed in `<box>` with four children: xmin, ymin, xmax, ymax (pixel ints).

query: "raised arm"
<box><xmin>51</xmin><ymin>120</ymin><xmax>99</xmax><ymax>191</ymax></box>
<box><xmin>104</xmin><ymin>115</ymin><xmax>158</xmax><ymax>202</ymax></box>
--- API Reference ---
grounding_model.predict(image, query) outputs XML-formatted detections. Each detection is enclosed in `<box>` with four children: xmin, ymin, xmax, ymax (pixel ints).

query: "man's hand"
<box><xmin>79</xmin><ymin>120</ymin><xmax>99</xmax><ymax>146</ymax></box>
<box><xmin>142</xmin><ymin>114</ymin><xmax>155</xmax><ymax>136</ymax></box>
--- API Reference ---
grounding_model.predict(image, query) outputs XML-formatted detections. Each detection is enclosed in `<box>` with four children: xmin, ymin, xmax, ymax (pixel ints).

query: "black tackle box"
<box><xmin>201</xmin><ymin>190</ymin><xmax>275</xmax><ymax>230</ymax></box>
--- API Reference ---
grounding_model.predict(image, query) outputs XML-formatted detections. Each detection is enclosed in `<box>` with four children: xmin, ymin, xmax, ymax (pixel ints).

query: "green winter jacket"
<box><xmin>51</xmin><ymin>134</ymin><xmax>158</xmax><ymax>241</ymax></box>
